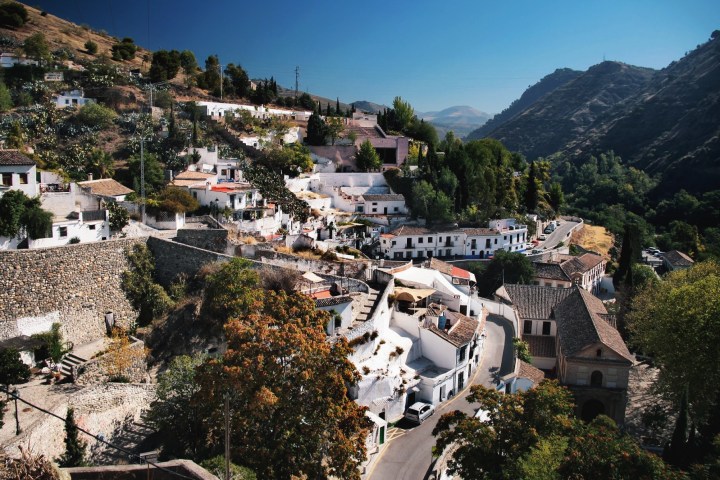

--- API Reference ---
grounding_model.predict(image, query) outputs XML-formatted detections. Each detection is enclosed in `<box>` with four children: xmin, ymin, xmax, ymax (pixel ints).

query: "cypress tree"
<box><xmin>325</xmin><ymin>103</ymin><xmax>331</xmax><ymax>117</ymax></box>
<box><xmin>57</xmin><ymin>407</ymin><xmax>86</xmax><ymax>467</ymax></box>
<box><xmin>336</xmin><ymin>98</ymin><xmax>341</xmax><ymax>115</ymax></box>
<box><xmin>524</xmin><ymin>161</ymin><xmax>539</xmax><ymax>212</ymax></box>
<box><xmin>666</xmin><ymin>386</ymin><xmax>689</xmax><ymax>467</ymax></box>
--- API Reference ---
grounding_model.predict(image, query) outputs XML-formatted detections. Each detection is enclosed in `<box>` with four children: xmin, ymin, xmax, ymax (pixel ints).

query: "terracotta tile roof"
<box><xmin>533</xmin><ymin>262</ymin><xmax>570</xmax><ymax>282</ymax></box>
<box><xmin>388</xmin><ymin>225</ymin><xmax>434</xmax><ymax>236</ymax></box>
<box><xmin>554</xmin><ymin>287</ymin><xmax>633</xmax><ymax>362</ymax></box>
<box><xmin>501</xmin><ymin>284</ymin><xmax>574</xmax><ymax>319</ymax></box>
<box><xmin>427</xmin><ymin>303</ymin><xmax>448</xmax><ymax>316</ymax></box>
<box><xmin>577</xmin><ymin>253</ymin><xmax>605</xmax><ymax>270</ymax></box>
<box><xmin>518</xmin><ymin>359</ymin><xmax>546</xmax><ymax>385</ymax></box>
<box><xmin>663</xmin><ymin>250</ymin><xmax>694</xmax><ymax>267</ymax></box>
<box><xmin>315</xmin><ymin>295</ymin><xmax>353</xmax><ymax>308</ymax></box>
<box><xmin>459</xmin><ymin>227</ymin><xmax>496</xmax><ymax>236</ymax></box>
<box><xmin>78</xmin><ymin>178</ymin><xmax>133</xmax><ymax>197</ymax></box>
<box><xmin>524</xmin><ymin>335</ymin><xmax>556</xmax><ymax>358</ymax></box>
<box><xmin>171</xmin><ymin>171</ymin><xmax>215</xmax><ymax>187</ymax></box>
<box><xmin>427</xmin><ymin>258</ymin><xmax>473</xmax><ymax>281</ymax></box>
<box><xmin>559</xmin><ymin>257</ymin><xmax>587</xmax><ymax>277</ymax></box>
<box><xmin>0</xmin><ymin>150</ymin><xmax>35</xmax><ymax>166</ymax></box>
<box><xmin>429</xmin><ymin>310</ymin><xmax>479</xmax><ymax>347</ymax></box>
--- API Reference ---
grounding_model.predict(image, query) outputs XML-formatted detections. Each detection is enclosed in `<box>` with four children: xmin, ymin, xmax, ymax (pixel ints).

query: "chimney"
<box><xmin>87</xmin><ymin>173</ymin><xmax>93</xmax><ymax>181</ymax></box>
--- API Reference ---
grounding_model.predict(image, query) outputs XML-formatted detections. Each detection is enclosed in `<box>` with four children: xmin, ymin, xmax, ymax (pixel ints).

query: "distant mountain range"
<box><xmin>467</xmin><ymin>34</ymin><xmax>720</xmax><ymax>194</ymax></box>
<box><xmin>418</xmin><ymin>106</ymin><xmax>492</xmax><ymax>138</ymax></box>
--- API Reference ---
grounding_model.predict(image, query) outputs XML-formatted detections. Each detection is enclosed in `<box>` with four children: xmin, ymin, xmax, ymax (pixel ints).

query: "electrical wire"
<box><xmin>5</xmin><ymin>389</ymin><xmax>196</xmax><ymax>480</ymax></box>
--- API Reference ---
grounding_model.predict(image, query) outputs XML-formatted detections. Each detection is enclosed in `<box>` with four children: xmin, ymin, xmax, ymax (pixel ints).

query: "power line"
<box><xmin>5</xmin><ymin>389</ymin><xmax>196</xmax><ymax>480</ymax></box>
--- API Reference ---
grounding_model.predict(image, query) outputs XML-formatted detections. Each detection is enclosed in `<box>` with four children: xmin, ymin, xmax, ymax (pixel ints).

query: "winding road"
<box><xmin>367</xmin><ymin>315</ymin><xmax>514</xmax><ymax>480</ymax></box>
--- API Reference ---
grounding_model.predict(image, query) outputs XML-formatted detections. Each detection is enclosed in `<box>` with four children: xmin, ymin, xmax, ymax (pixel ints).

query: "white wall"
<box><xmin>0</xmin><ymin>164</ymin><xmax>37</xmax><ymax>197</ymax></box>
<box><xmin>28</xmin><ymin>218</ymin><xmax>109</xmax><ymax>249</ymax></box>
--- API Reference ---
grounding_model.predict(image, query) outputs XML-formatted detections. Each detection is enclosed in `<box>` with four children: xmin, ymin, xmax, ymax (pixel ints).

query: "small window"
<box><xmin>65</xmin><ymin>99</ymin><xmax>69</xmax><ymax>105</ymax></box>
<box><xmin>19</xmin><ymin>173</ymin><xmax>28</xmax><ymax>184</ymax></box>
<box><xmin>1</xmin><ymin>173</ymin><xmax>11</xmax><ymax>186</ymax></box>
<box><xmin>391</xmin><ymin>241</ymin><xmax>396</xmax><ymax>246</ymax></box>
<box><xmin>542</xmin><ymin>321</ymin><xmax>551</xmax><ymax>335</ymax></box>
<box><xmin>89</xmin><ymin>224</ymin><xmax>96</xmax><ymax>230</ymax></box>
<box><xmin>523</xmin><ymin>320</ymin><xmax>533</xmax><ymax>335</ymax></box>
<box><xmin>192</xmin><ymin>192</ymin><xmax>197</xmax><ymax>199</ymax></box>
<box><xmin>419</xmin><ymin>238</ymin><xmax>424</xmax><ymax>244</ymax></box>
<box><xmin>59</xmin><ymin>226</ymin><xmax>68</xmax><ymax>237</ymax></box>
<box><xmin>372</xmin><ymin>208</ymin><xmax>377</xmax><ymax>212</ymax></box>
<box><xmin>494</xmin><ymin>238</ymin><xmax>497</xmax><ymax>244</ymax></box>
<box><xmin>596</xmin><ymin>349</ymin><xmax>602</xmax><ymax>357</ymax></box>
<box><xmin>394</xmin><ymin>207</ymin><xmax>399</xmax><ymax>212</ymax></box>
<box><xmin>428</xmin><ymin>237</ymin><xmax>432</xmax><ymax>243</ymax></box>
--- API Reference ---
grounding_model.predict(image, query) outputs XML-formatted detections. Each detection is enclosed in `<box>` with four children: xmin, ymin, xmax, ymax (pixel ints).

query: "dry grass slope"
<box><xmin>571</xmin><ymin>224</ymin><xmax>613</xmax><ymax>258</ymax></box>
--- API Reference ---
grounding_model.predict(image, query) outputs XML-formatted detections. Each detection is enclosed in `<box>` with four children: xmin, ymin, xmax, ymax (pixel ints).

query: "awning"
<box><xmin>365</xmin><ymin>411</ymin><xmax>388</xmax><ymax>428</ymax></box>
<box><xmin>395</xmin><ymin>287</ymin><xmax>436</xmax><ymax>303</ymax></box>
<box><xmin>301</xmin><ymin>271</ymin><xmax>324</xmax><ymax>283</ymax></box>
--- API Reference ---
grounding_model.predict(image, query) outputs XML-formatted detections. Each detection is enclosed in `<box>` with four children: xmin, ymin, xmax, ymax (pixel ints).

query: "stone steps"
<box><xmin>59</xmin><ymin>353</ymin><xmax>86</xmax><ymax>376</ymax></box>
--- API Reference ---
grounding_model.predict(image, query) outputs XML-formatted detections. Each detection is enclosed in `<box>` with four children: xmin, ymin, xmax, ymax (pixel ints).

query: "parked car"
<box><xmin>405</xmin><ymin>402</ymin><xmax>435</xmax><ymax>424</ymax></box>
<box><xmin>539</xmin><ymin>234</ymin><xmax>547</xmax><ymax>241</ymax></box>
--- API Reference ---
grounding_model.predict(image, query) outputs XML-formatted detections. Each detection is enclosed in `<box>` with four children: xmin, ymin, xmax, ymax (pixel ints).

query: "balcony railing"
<box><xmin>40</xmin><ymin>183</ymin><xmax>71</xmax><ymax>193</ymax></box>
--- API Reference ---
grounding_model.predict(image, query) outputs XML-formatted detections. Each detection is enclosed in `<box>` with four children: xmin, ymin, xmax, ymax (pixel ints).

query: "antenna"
<box><xmin>295</xmin><ymin>66</ymin><xmax>299</xmax><ymax>99</ymax></box>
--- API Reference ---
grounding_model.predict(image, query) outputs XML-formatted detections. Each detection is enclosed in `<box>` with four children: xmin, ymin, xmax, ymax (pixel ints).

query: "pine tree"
<box><xmin>57</xmin><ymin>408</ymin><xmax>87</xmax><ymax>467</ymax></box>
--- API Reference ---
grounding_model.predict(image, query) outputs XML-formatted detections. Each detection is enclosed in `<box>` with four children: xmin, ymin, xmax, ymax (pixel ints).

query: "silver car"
<box><xmin>405</xmin><ymin>402</ymin><xmax>435</xmax><ymax>424</ymax></box>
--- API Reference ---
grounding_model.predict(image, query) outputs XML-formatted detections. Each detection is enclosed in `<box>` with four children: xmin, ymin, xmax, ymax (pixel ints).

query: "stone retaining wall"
<box><xmin>147</xmin><ymin>236</ymin><xmax>233</xmax><ymax>287</ymax></box>
<box><xmin>175</xmin><ymin>228</ymin><xmax>229</xmax><ymax>254</ymax></box>
<box><xmin>0</xmin><ymin>238</ymin><xmax>145</xmax><ymax>344</ymax></box>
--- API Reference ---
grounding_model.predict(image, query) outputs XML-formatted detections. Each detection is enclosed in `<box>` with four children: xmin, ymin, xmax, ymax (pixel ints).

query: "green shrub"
<box><xmin>111</xmin><ymin>38</ymin><xmax>137</xmax><ymax>61</ymax></box>
<box><xmin>75</xmin><ymin>102</ymin><xmax>117</xmax><ymax>129</ymax></box>
<box><xmin>200</xmin><ymin>456</ymin><xmax>256</xmax><ymax>480</ymax></box>
<box><xmin>0</xmin><ymin>2</ymin><xmax>28</xmax><ymax>28</ymax></box>
<box><xmin>84</xmin><ymin>40</ymin><xmax>98</xmax><ymax>55</ymax></box>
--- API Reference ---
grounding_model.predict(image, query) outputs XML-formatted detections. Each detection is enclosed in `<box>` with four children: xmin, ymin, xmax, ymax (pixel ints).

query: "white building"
<box><xmin>0</xmin><ymin>150</ymin><xmax>37</xmax><ymax>197</ymax></box>
<box><xmin>196</xmin><ymin>101</ymin><xmax>312</xmax><ymax>121</ymax></box>
<box><xmin>0</xmin><ymin>52</ymin><xmax>38</xmax><ymax>68</ymax></box>
<box><xmin>54</xmin><ymin>90</ymin><xmax>94</xmax><ymax>108</ymax></box>
<box><xmin>380</xmin><ymin>219</ymin><xmax>529</xmax><ymax>260</ymax></box>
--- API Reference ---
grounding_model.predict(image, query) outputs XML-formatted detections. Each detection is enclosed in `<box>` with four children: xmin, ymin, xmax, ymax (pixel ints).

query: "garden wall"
<box><xmin>0</xmin><ymin>238</ymin><xmax>145</xmax><ymax>345</ymax></box>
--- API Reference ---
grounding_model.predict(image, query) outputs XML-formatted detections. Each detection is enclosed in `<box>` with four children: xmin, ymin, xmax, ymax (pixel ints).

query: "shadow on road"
<box><xmin>488</xmin><ymin>314</ymin><xmax>515</xmax><ymax>377</ymax></box>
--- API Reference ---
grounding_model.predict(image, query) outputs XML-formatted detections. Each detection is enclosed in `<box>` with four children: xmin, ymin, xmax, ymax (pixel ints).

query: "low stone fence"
<box><xmin>75</xmin><ymin>337</ymin><xmax>149</xmax><ymax>385</ymax></box>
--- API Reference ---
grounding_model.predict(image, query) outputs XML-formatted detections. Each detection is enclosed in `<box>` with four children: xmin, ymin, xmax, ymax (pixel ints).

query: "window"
<box><xmin>65</xmin><ymin>99</ymin><xmax>69</xmax><ymax>105</ymax></box>
<box><xmin>372</xmin><ymin>208</ymin><xmax>377</xmax><ymax>212</ymax></box>
<box><xmin>459</xmin><ymin>346</ymin><xmax>467</xmax><ymax>362</ymax></box>
<box><xmin>192</xmin><ymin>192</ymin><xmax>197</xmax><ymax>199</ymax></box>
<box><xmin>596</xmin><ymin>349</ymin><xmax>602</xmax><ymax>357</ymax></box>
<box><xmin>89</xmin><ymin>224</ymin><xmax>96</xmax><ymax>230</ymax></box>
<box><xmin>428</xmin><ymin>237</ymin><xmax>432</xmax><ymax>243</ymax></box>
<box><xmin>494</xmin><ymin>238</ymin><xmax>497</xmax><ymax>244</ymax></box>
<box><xmin>59</xmin><ymin>226</ymin><xmax>68</xmax><ymax>237</ymax></box>
<box><xmin>19</xmin><ymin>173</ymin><xmax>28</xmax><ymax>184</ymax></box>
<box><xmin>590</xmin><ymin>371</ymin><xmax>603</xmax><ymax>387</ymax></box>
<box><xmin>523</xmin><ymin>320</ymin><xmax>533</xmax><ymax>335</ymax></box>
<box><xmin>542</xmin><ymin>321</ymin><xmax>551</xmax><ymax>335</ymax></box>
<box><xmin>394</xmin><ymin>207</ymin><xmax>399</xmax><ymax>212</ymax></box>
<box><xmin>1</xmin><ymin>173</ymin><xmax>11</xmax><ymax>186</ymax></box>
<box><xmin>221</xmin><ymin>169</ymin><xmax>227</xmax><ymax>176</ymax></box>
<box><xmin>419</xmin><ymin>238</ymin><xmax>424</xmax><ymax>244</ymax></box>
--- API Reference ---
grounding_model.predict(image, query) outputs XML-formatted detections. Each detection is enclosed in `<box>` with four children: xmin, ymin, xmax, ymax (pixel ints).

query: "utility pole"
<box><xmin>13</xmin><ymin>388</ymin><xmax>20</xmax><ymax>435</ymax></box>
<box><xmin>295</xmin><ymin>66</ymin><xmax>299</xmax><ymax>100</ymax></box>
<box><xmin>140</xmin><ymin>136</ymin><xmax>146</xmax><ymax>224</ymax></box>
<box><xmin>219</xmin><ymin>63</ymin><xmax>224</xmax><ymax>100</ymax></box>
<box><xmin>224</xmin><ymin>392</ymin><xmax>230</xmax><ymax>480</ymax></box>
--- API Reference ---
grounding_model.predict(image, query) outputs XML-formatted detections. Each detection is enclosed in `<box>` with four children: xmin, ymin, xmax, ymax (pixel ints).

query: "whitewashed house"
<box><xmin>0</xmin><ymin>52</ymin><xmax>38</xmax><ymax>68</ymax></box>
<box><xmin>0</xmin><ymin>150</ymin><xmax>37</xmax><ymax>197</ymax></box>
<box><xmin>54</xmin><ymin>90</ymin><xmax>94</xmax><ymax>108</ymax></box>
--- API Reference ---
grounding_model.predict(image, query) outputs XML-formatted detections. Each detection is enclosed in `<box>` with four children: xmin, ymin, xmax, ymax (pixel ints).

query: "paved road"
<box><xmin>538</xmin><ymin>220</ymin><xmax>580</xmax><ymax>250</ymax></box>
<box><xmin>368</xmin><ymin>315</ymin><xmax>514</xmax><ymax>480</ymax></box>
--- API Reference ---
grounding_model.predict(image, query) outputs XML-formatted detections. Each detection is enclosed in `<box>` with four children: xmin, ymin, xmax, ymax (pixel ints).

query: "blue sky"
<box><xmin>30</xmin><ymin>0</ymin><xmax>720</xmax><ymax>113</ymax></box>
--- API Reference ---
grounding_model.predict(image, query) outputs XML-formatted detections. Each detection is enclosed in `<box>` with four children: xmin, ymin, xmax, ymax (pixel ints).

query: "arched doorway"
<box><xmin>581</xmin><ymin>399</ymin><xmax>605</xmax><ymax>422</ymax></box>
<box><xmin>590</xmin><ymin>370</ymin><xmax>603</xmax><ymax>386</ymax></box>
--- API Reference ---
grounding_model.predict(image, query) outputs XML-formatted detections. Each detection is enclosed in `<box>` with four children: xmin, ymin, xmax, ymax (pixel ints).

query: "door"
<box><xmin>379</xmin><ymin>426</ymin><xmax>385</xmax><ymax>444</ymax></box>
<box><xmin>458</xmin><ymin>372</ymin><xmax>465</xmax><ymax>390</ymax></box>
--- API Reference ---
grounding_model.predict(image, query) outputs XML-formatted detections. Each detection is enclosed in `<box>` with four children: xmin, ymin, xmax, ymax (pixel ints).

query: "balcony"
<box><xmin>444</xmin><ymin>241</ymin><xmax>454</xmax><ymax>247</ymax></box>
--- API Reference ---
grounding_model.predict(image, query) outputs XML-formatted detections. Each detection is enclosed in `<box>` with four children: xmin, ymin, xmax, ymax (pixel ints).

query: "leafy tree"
<box><xmin>107</xmin><ymin>201</ymin><xmax>129</xmax><ymax>232</ymax></box>
<box><xmin>128</xmin><ymin>152</ymin><xmax>165</xmax><ymax>195</ymax></box>
<box><xmin>325</xmin><ymin>116</ymin><xmax>344</xmax><ymax>145</ymax></box>
<box><xmin>559</xmin><ymin>415</ymin><xmax>683</xmax><ymax>479</ymax></box>
<box><xmin>154</xmin><ymin>186</ymin><xmax>200</xmax><ymax>213</ymax></box>
<box><xmin>179</xmin><ymin>50</ymin><xmax>198</xmax><ymax>75</ymax></box>
<box><xmin>32</xmin><ymin>323</ymin><xmax>70</xmax><ymax>362</ymax></box>
<box><xmin>476</xmin><ymin>250</ymin><xmax>534</xmax><ymax>297</ymax></box>
<box><xmin>224</xmin><ymin>63</ymin><xmax>251</xmax><ymax>98</ymax></box>
<box><xmin>88</xmin><ymin>148</ymin><xmax>114</xmax><ymax>178</ymax></box>
<box><xmin>411</xmin><ymin>180</ymin><xmax>454</xmax><ymax>224</ymax></box>
<box><xmin>406</xmin><ymin>118</ymin><xmax>438</xmax><ymax>145</ymax></box>
<box><xmin>57</xmin><ymin>408</ymin><xmax>87</xmax><ymax>467</ymax></box>
<box><xmin>0</xmin><ymin>348</ymin><xmax>30</xmax><ymax>393</ymax></box>
<box><xmin>0</xmin><ymin>2</ymin><xmax>28</xmax><ymax>28</ymax></box>
<box><xmin>197</xmin><ymin>55</ymin><xmax>221</xmax><ymax>95</ymax></box>
<box><xmin>297</xmin><ymin>92</ymin><xmax>315</xmax><ymax>111</ymax></box>
<box><xmin>548</xmin><ymin>182</ymin><xmax>564</xmax><ymax>212</ymax></box>
<box><xmin>392</xmin><ymin>96</ymin><xmax>414</xmax><ymax>132</ymax></box>
<box><xmin>194</xmin><ymin>289</ymin><xmax>369</xmax><ymax>479</ymax></box>
<box><xmin>201</xmin><ymin>456</ymin><xmax>256</xmax><ymax>480</ymax></box>
<box><xmin>111</xmin><ymin>38</ymin><xmax>137</xmax><ymax>61</ymax></box>
<box><xmin>149</xmin><ymin>49</ymin><xmax>181</xmax><ymax>82</ymax></box>
<box><xmin>84</xmin><ymin>40</ymin><xmax>98</xmax><ymax>55</ymax></box>
<box><xmin>148</xmin><ymin>353</ymin><xmax>210</xmax><ymax>458</ymax></box>
<box><xmin>513</xmin><ymin>337</ymin><xmax>532</xmax><ymax>363</ymax></box>
<box><xmin>0</xmin><ymin>82</ymin><xmax>12</xmax><ymax>112</ymax></box>
<box><xmin>5</xmin><ymin>120</ymin><xmax>24</xmax><ymax>149</ymax></box>
<box><xmin>102</xmin><ymin>328</ymin><xmax>147</xmax><ymax>382</ymax></box>
<box><xmin>262</xmin><ymin>143</ymin><xmax>313</xmax><ymax>177</ymax></box>
<box><xmin>356</xmin><ymin>139</ymin><xmax>381</xmax><ymax>171</ymax></box>
<box><xmin>203</xmin><ymin>258</ymin><xmax>260</xmax><ymax>322</ymax></box>
<box><xmin>121</xmin><ymin>243</ymin><xmax>174</xmax><ymax>324</ymax></box>
<box><xmin>305</xmin><ymin>112</ymin><xmax>326</xmax><ymax>146</ymax></box>
<box><xmin>433</xmin><ymin>381</ymin><xmax>575</xmax><ymax>479</ymax></box>
<box><xmin>23</xmin><ymin>33</ymin><xmax>51</xmax><ymax>64</ymax></box>
<box><xmin>628</xmin><ymin>261</ymin><xmax>720</xmax><ymax>424</ymax></box>
<box><xmin>0</xmin><ymin>190</ymin><xmax>52</xmax><ymax>240</ymax></box>
<box><xmin>75</xmin><ymin>102</ymin><xmax>117</xmax><ymax>129</ymax></box>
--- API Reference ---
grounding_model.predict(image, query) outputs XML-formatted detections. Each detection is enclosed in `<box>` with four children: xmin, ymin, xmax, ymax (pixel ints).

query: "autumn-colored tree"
<box><xmin>194</xmin><ymin>290</ymin><xmax>369</xmax><ymax>479</ymax></box>
<box><xmin>102</xmin><ymin>328</ymin><xmax>148</xmax><ymax>382</ymax></box>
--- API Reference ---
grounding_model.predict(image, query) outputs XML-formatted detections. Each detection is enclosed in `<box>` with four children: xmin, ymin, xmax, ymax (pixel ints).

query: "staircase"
<box><xmin>356</xmin><ymin>288</ymin><xmax>380</xmax><ymax>322</ymax></box>
<box><xmin>59</xmin><ymin>353</ymin><xmax>86</xmax><ymax>377</ymax></box>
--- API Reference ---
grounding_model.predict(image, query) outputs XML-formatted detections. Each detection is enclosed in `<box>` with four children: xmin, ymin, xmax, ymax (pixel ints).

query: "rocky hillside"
<box><xmin>466</xmin><ymin>68</ymin><xmax>582</xmax><ymax>140</ymax></box>
<box><xmin>474</xmin><ymin>61</ymin><xmax>656</xmax><ymax>160</ymax></box>
<box><xmin>468</xmin><ymin>33</ymin><xmax>720</xmax><ymax>194</ymax></box>
<box><xmin>563</xmin><ymin>35</ymin><xmax>720</xmax><ymax>194</ymax></box>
